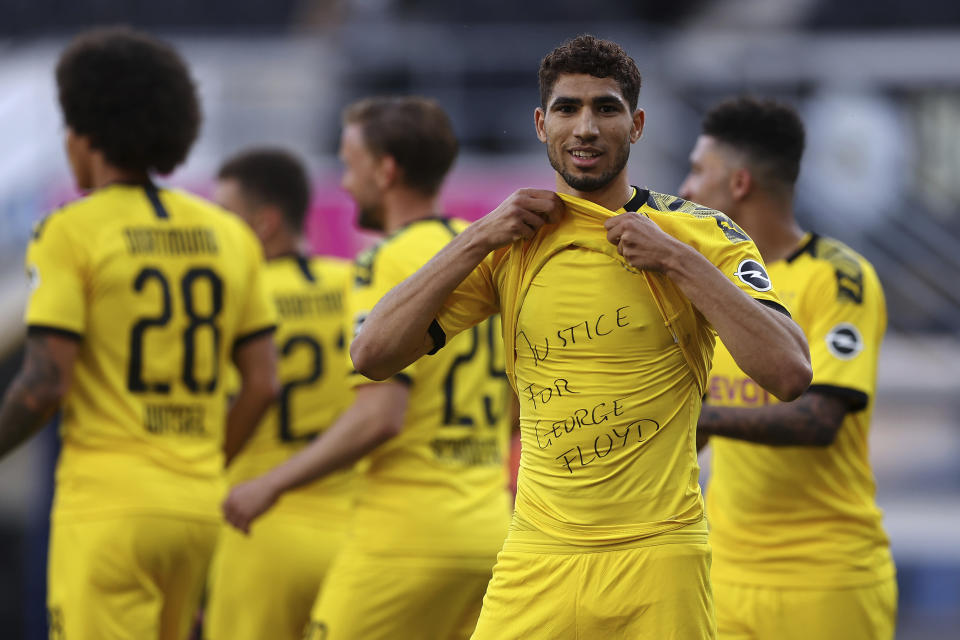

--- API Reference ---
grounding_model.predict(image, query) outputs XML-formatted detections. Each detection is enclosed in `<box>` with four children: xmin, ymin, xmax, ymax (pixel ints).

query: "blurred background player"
<box><xmin>349</xmin><ymin>36</ymin><xmax>811</xmax><ymax>640</ymax></box>
<box><xmin>222</xmin><ymin>96</ymin><xmax>515</xmax><ymax>640</ymax></box>
<box><xmin>680</xmin><ymin>97</ymin><xmax>896</xmax><ymax>640</ymax></box>
<box><xmin>204</xmin><ymin>148</ymin><xmax>355</xmax><ymax>639</ymax></box>
<box><xmin>0</xmin><ymin>28</ymin><xmax>279</xmax><ymax>640</ymax></box>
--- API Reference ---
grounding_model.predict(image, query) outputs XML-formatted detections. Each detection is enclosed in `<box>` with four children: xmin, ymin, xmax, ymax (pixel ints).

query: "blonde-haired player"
<box><xmin>0</xmin><ymin>28</ymin><xmax>278</xmax><ymax>640</ymax></box>
<box><xmin>222</xmin><ymin>97</ymin><xmax>514</xmax><ymax>640</ymax></box>
<box><xmin>205</xmin><ymin>148</ymin><xmax>355</xmax><ymax>639</ymax></box>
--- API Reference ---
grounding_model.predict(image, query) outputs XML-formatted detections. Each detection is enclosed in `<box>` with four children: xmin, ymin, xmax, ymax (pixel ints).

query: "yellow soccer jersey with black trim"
<box><xmin>348</xmin><ymin>217</ymin><xmax>513</xmax><ymax>559</ymax></box>
<box><xmin>434</xmin><ymin>188</ymin><xmax>788</xmax><ymax>549</ymax></box>
<box><xmin>25</xmin><ymin>183</ymin><xmax>276</xmax><ymax>522</ymax></box>
<box><xmin>706</xmin><ymin>233</ymin><xmax>894</xmax><ymax>588</ymax></box>
<box><xmin>226</xmin><ymin>254</ymin><xmax>355</xmax><ymax>521</ymax></box>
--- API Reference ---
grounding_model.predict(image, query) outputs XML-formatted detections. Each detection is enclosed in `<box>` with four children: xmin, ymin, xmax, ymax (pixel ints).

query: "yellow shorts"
<box><xmin>714</xmin><ymin>578</ymin><xmax>898</xmax><ymax>640</ymax></box>
<box><xmin>304</xmin><ymin>548</ymin><xmax>495</xmax><ymax>640</ymax></box>
<box><xmin>471</xmin><ymin>542</ymin><xmax>716</xmax><ymax>640</ymax></box>
<box><xmin>205</xmin><ymin>514</ymin><xmax>346</xmax><ymax>640</ymax></box>
<box><xmin>47</xmin><ymin>514</ymin><xmax>217</xmax><ymax>640</ymax></box>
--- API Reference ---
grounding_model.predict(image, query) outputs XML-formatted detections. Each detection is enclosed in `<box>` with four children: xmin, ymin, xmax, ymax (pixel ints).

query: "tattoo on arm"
<box><xmin>0</xmin><ymin>334</ymin><xmax>74</xmax><ymax>459</ymax></box>
<box><xmin>698</xmin><ymin>391</ymin><xmax>850</xmax><ymax>447</ymax></box>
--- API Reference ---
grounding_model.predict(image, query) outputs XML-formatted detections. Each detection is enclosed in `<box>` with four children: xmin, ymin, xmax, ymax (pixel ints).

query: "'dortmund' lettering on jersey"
<box><xmin>734</xmin><ymin>259</ymin><xmax>772</xmax><ymax>292</ymax></box>
<box><xmin>826</xmin><ymin>323</ymin><xmax>863</xmax><ymax>359</ymax></box>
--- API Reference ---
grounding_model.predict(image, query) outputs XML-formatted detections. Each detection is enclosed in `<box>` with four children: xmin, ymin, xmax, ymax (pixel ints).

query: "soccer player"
<box><xmin>679</xmin><ymin>97</ymin><xmax>896</xmax><ymax>640</ymax></box>
<box><xmin>350</xmin><ymin>36</ymin><xmax>813</xmax><ymax>639</ymax></box>
<box><xmin>203</xmin><ymin>149</ymin><xmax>355</xmax><ymax>639</ymax></box>
<box><xmin>222</xmin><ymin>97</ymin><xmax>514</xmax><ymax>640</ymax></box>
<box><xmin>0</xmin><ymin>28</ymin><xmax>279</xmax><ymax>640</ymax></box>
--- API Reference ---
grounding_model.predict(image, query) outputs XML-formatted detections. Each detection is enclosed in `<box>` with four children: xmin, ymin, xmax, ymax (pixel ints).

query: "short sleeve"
<box><xmin>234</xmin><ymin>227</ymin><xmax>278</xmax><ymax>347</ymax></box>
<box><xmin>24</xmin><ymin>214</ymin><xmax>87</xmax><ymax>337</ymax></box>
<box><xmin>434</xmin><ymin>252</ymin><xmax>499</xmax><ymax>347</ymax></box>
<box><xmin>802</xmin><ymin>262</ymin><xmax>886</xmax><ymax>410</ymax></box>
<box><xmin>347</xmin><ymin>244</ymin><xmax>418</xmax><ymax>387</ymax></box>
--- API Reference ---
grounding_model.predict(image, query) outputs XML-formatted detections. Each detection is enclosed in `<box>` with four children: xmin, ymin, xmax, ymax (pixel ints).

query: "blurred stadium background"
<box><xmin>1</xmin><ymin>1</ymin><xmax>959</xmax><ymax>638</ymax></box>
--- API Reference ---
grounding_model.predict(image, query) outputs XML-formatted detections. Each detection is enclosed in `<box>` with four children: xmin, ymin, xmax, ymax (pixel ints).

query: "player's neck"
<box><xmin>555</xmin><ymin>172</ymin><xmax>634</xmax><ymax>212</ymax></box>
<box><xmin>263</xmin><ymin>233</ymin><xmax>301</xmax><ymax>261</ymax></box>
<box><xmin>738</xmin><ymin>201</ymin><xmax>805</xmax><ymax>264</ymax></box>
<box><xmin>91</xmin><ymin>159</ymin><xmax>149</xmax><ymax>190</ymax></box>
<box><xmin>382</xmin><ymin>187</ymin><xmax>442</xmax><ymax>234</ymax></box>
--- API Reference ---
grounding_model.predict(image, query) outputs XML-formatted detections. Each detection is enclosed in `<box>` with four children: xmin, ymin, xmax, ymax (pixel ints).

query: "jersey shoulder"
<box><xmin>641</xmin><ymin>190</ymin><xmax>752</xmax><ymax>245</ymax></box>
<box><xmin>355</xmin><ymin>217</ymin><xmax>463</xmax><ymax>286</ymax></box>
<box><xmin>794</xmin><ymin>235</ymin><xmax>878</xmax><ymax>305</ymax></box>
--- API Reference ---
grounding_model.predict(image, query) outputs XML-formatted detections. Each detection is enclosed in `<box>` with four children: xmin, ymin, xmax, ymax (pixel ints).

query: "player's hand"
<box><xmin>468</xmin><ymin>189</ymin><xmax>565</xmax><ymax>252</ymax></box>
<box><xmin>604</xmin><ymin>212</ymin><xmax>686</xmax><ymax>272</ymax></box>
<box><xmin>222</xmin><ymin>476</ymin><xmax>280</xmax><ymax>535</ymax></box>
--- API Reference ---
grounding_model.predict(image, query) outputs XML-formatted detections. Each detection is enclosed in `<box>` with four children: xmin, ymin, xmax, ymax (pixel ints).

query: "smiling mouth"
<box><xmin>569</xmin><ymin>149</ymin><xmax>601</xmax><ymax>159</ymax></box>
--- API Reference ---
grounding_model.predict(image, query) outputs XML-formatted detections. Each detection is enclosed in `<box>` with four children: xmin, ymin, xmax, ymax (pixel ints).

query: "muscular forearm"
<box><xmin>261</xmin><ymin>400</ymin><xmax>398</xmax><ymax>496</ymax></box>
<box><xmin>0</xmin><ymin>377</ymin><xmax>59</xmax><ymax>459</ymax></box>
<box><xmin>663</xmin><ymin>247</ymin><xmax>811</xmax><ymax>400</ymax></box>
<box><xmin>0</xmin><ymin>335</ymin><xmax>73</xmax><ymax>460</ymax></box>
<box><xmin>698</xmin><ymin>392</ymin><xmax>848</xmax><ymax>447</ymax></box>
<box><xmin>351</xmin><ymin>228</ymin><xmax>492</xmax><ymax>380</ymax></box>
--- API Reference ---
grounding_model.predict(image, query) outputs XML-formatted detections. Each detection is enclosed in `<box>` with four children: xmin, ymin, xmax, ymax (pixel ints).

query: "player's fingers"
<box><xmin>517</xmin><ymin>210</ymin><xmax>546</xmax><ymax>233</ymax></box>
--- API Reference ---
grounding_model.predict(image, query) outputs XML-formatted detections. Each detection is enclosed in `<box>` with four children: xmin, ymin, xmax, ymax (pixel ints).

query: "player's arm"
<box><xmin>605</xmin><ymin>214</ymin><xmax>811</xmax><ymax>401</ymax></box>
<box><xmin>351</xmin><ymin>189</ymin><xmax>564</xmax><ymax>380</ymax></box>
<box><xmin>698</xmin><ymin>390</ymin><xmax>852</xmax><ymax>447</ymax></box>
<box><xmin>0</xmin><ymin>331</ymin><xmax>78</xmax><ymax>460</ymax></box>
<box><xmin>222</xmin><ymin>382</ymin><xmax>407</xmax><ymax>533</ymax></box>
<box><xmin>223</xmin><ymin>331</ymin><xmax>280</xmax><ymax>465</ymax></box>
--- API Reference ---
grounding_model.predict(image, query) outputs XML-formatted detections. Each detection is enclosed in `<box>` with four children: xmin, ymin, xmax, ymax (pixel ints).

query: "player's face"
<box><xmin>678</xmin><ymin>135</ymin><xmax>738</xmax><ymax>217</ymax></box>
<box><xmin>213</xmin><ymin>177</ymin><xmax>260</xmax><ymax>230</ymax></box>
<box><xmin>64</xmin><ymin>127</ymin><xmax>93</xmax><ymax>191</ymax></box>
<box><xmin>339</xmin><ymin>123</ymin><xmax>386</xmax><ymax>232</ymax></box>
<box><xmin>535</xmin><ymin>74</ymin><xmax>643</xmax><ymax>192</ymax></box>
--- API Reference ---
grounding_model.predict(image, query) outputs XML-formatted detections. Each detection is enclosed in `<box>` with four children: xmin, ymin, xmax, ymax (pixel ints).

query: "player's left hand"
<box><xmin>222</xmin><ymin>477</ymin><xmax>279</xmax><ymax>534</ymax></box>
<box><xmin>604</xmin><ymin>213</ymin><xmax>686</xmax><ymax>272</ymax></box>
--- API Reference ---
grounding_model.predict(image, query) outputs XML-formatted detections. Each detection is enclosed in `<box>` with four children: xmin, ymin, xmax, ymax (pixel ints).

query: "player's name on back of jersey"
<box><xmin>273</xmin><ymin>291</ymin><xmax>344</xmax><ymax>318</ymax></box>
<box><xmin>144</xmin><ymin>403</ymin><xmax>208</xmax><ymax>437</ymax></box>
<box><xmin>429</xmin><ymin>433</ymin><xmax>501</xmax><ymax>466</ymax></box>
<box><xmin>124</xmin><ymin>226</ymin><xmax>219</xmax><ymax>256</ymax></box>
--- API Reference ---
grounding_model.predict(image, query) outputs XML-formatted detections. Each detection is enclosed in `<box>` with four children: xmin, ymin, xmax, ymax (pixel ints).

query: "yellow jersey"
<box><xmin>436</xmin><ymin>189</ymin><xmax>788</xmax><ymax>550</ymax></box>
<box><xmin>706</xmin><ymin>233</ymin><xmax>895</xmax><ymax>588</ymax></box>
<box><xmin>226</xmin><ymin>254</ymin><xmax>355</xmax><ymax>522</ymax></box>
<box><xmin>25</xmin><ymin>183</ymin><xmax>276</xmax><ymax>522</ymax></box>
<box><xmin>349</xmin><ymin>217</ymin><xmax>513</xmax><ymax>559</ymax></box>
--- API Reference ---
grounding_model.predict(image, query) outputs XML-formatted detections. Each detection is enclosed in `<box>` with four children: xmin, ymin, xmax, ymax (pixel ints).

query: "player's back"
<box><xmin>707</xmin><ymin>233</ymin><xmax>893</xmax><ymax>587</ymax></box>
<box><xmin>227</xmin><ymin>254</ymin><xmax>355</xmax><ymax>518</ymax></box>
<box><xmin>26</xmin><ymin>183</ymin><xmax>275</xmax><ymax>522</ymax></box>
<box><xmin>349</xmin><ymin>218</ymin><xmax>513</xmax><ymax>560</ymax></box>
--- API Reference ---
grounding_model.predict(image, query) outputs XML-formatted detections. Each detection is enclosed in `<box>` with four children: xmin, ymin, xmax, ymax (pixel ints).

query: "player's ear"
<box><xmin>630</xmin><ymin>109</ymin><xmax>645</xmax><ymax>143</ymax></box>
<box><xmin>376</xmin><ymin>154</ymin><xmax>397</xmax><ymax>190</ymax></box>
<box><xmin>534</xmin><ymin>107</ymin><xmax>547</xmax><ymax>143</ymax></box>
<box><xmin>256</xmin><ymin>206</ymin><xmax>284</xmax><ymax>241</ymax></box>
<box><xmin>730</xmin><ymin>167</ymin><xmax>752</xmax><ymax>201</ymax></box>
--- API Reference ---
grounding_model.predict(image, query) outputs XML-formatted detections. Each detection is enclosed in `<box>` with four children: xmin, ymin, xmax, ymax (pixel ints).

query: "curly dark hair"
<box><xmin>217</xmin><ymin>148</ymin><xmax>311</xmax><ymax>232</ymax></box>
<box><xmin>702</xmin><ymin>97</ymin><xmax>806</xmax><ymax>187</ymax></box>
<box><xmin>539</xmin><ymin>35</ymin><xmax>642</xmax><ymax>110</ymax></box>
<box><xmin>342</xmin><ymin>96</ymin><xmax>458</xmax><ymax>196</ymax></box>
<box><xmin>56</xmin><ymin>27</ymin><xmax>200</xmax><ymax>175</ymax></box>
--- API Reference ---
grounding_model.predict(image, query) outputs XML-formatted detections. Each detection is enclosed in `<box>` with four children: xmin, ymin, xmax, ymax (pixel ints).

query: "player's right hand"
<box><xmin>222</xmin><ymin>476</ymin><xmax>280</xmax><ymax>535</ymax></box>
<box><xmin>467</xmin><ymin>189</ymin><xmax>565</xmax><ymax>251</ymax></box>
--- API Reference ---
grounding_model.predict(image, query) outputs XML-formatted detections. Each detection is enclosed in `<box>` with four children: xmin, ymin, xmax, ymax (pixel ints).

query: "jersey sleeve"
<box><xmin>684</xmin><ymin>212</ymin><xmax>788</xmax><ymax>316</ymax></box>
<box><xmin>433</xmin><ymin>252</ymin><xmax>500</xmax><ymax>349</ymax></box>
<box><xmin>24</xmin><ymin>213</ymin><xmax>87</xmax><ymax>338</ymax></box>
<box><xmin>234</xmin><ymin>227</ymin><xmax>278</xmax><ymax>346</ymax></box>
<box><xmin>801</xmin><ymin>261</ymin><xmax>885</xmax><ymax>410</ymax></box>
<box><xmin>348</xmin><ymin>243</ymin><xmax>420</xmax><ymax>387</ymax></box>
